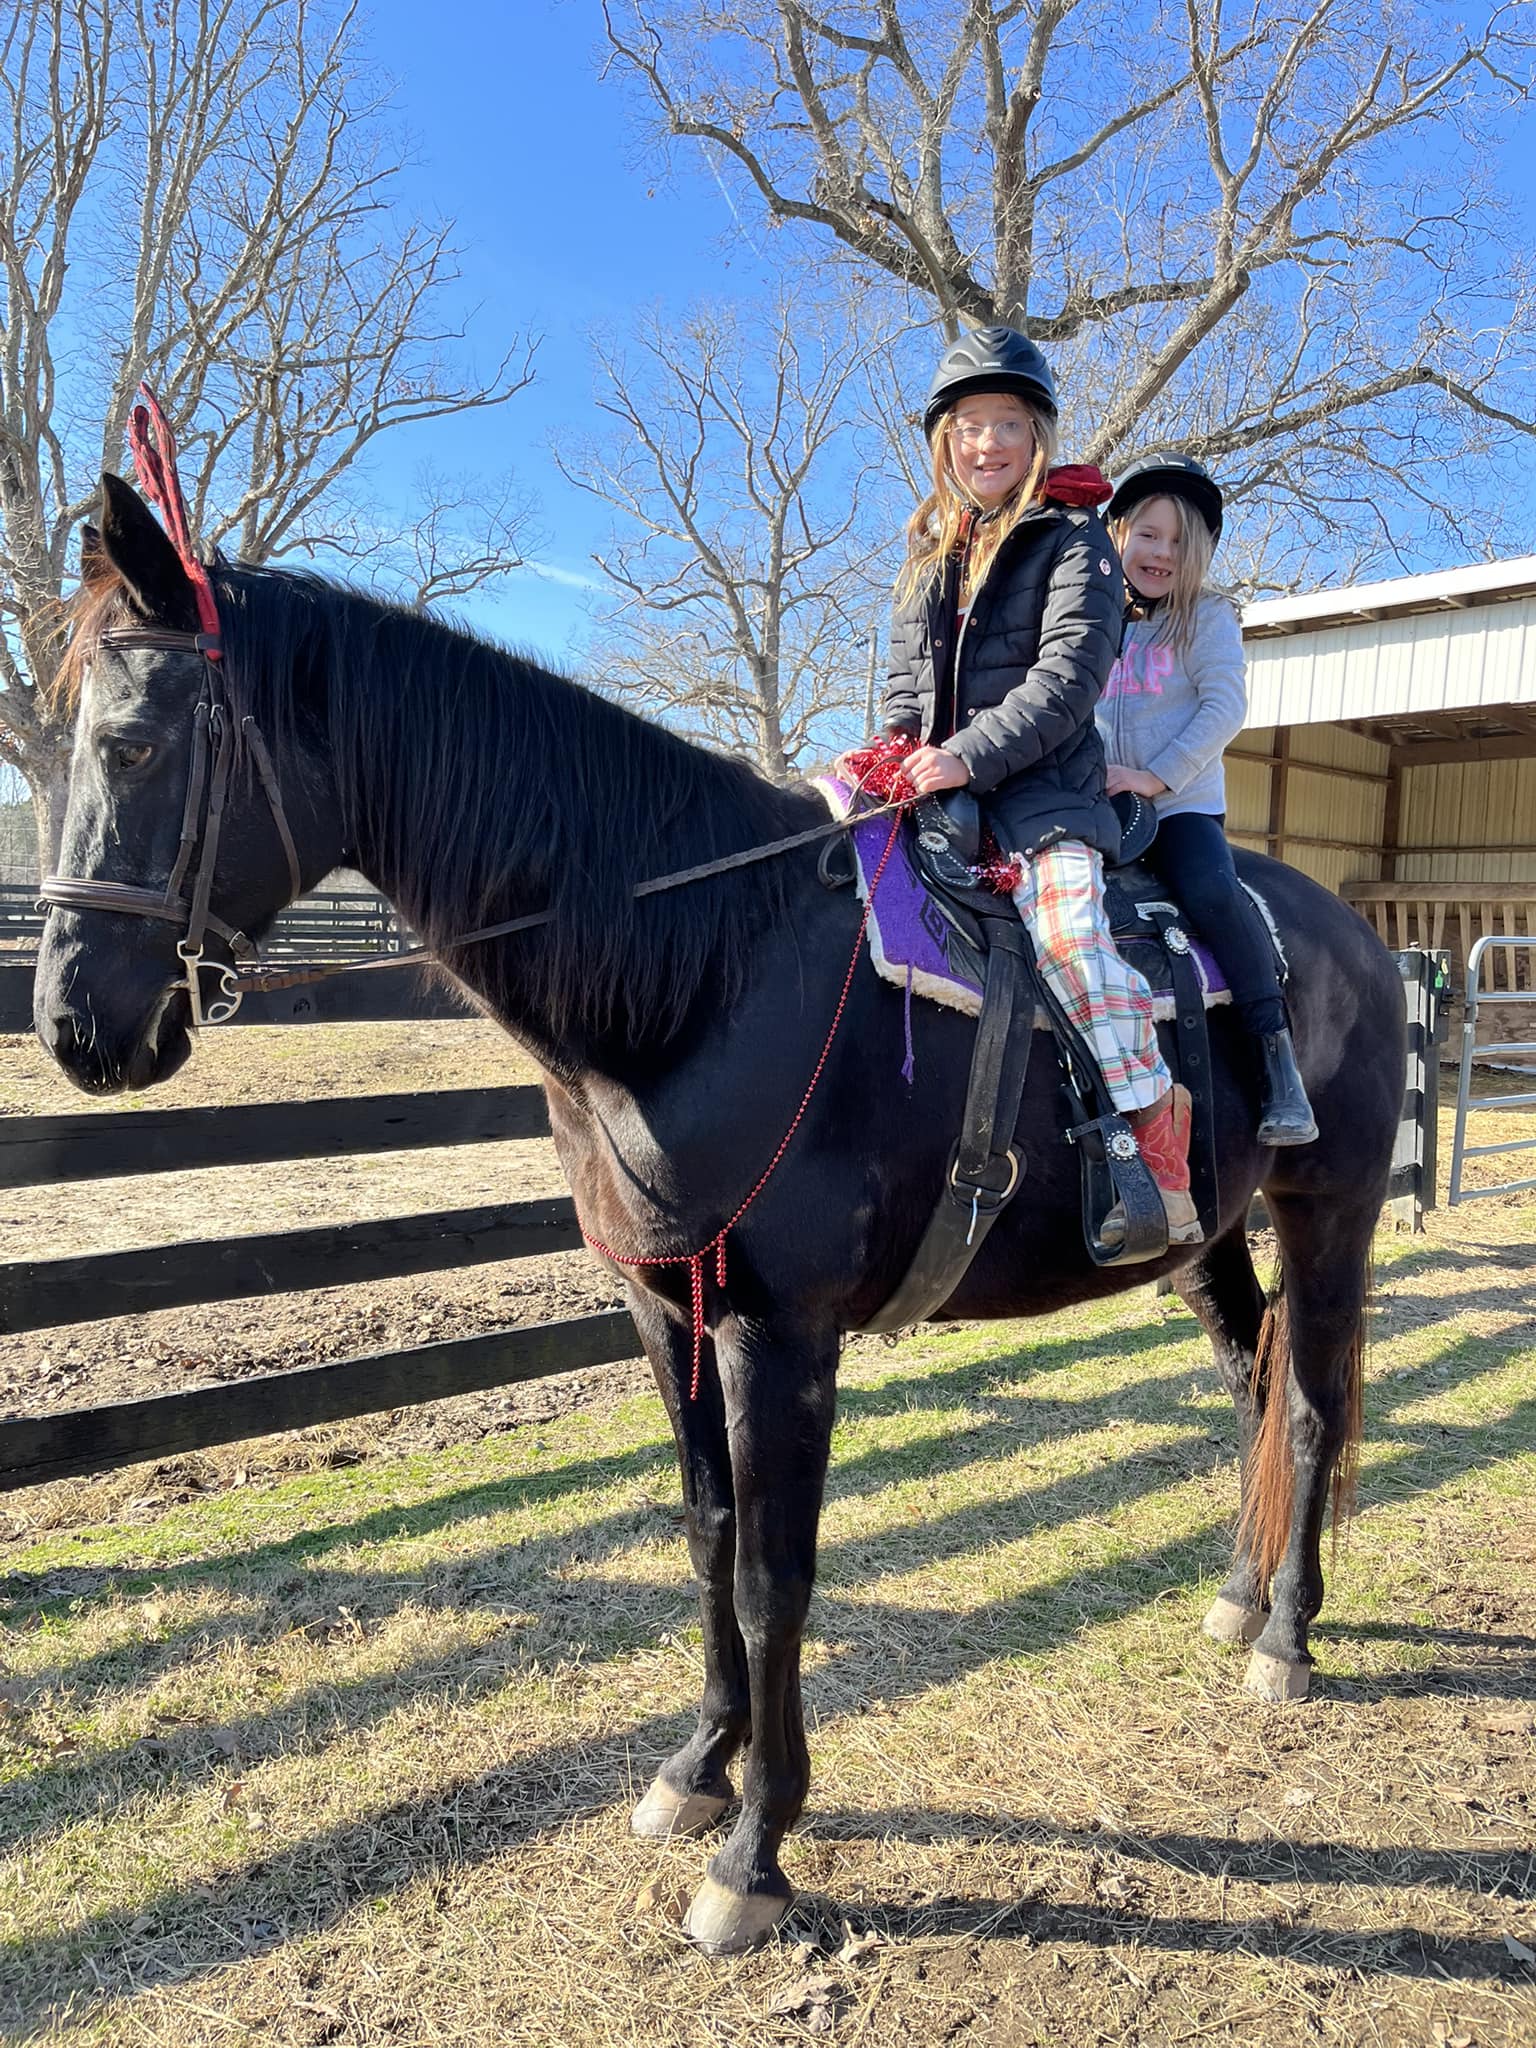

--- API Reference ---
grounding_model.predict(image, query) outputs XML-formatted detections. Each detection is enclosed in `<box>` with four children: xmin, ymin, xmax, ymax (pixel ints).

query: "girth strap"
<box><xmin>853</xmin><ymin>916</ymin><xmax>1033</xmax><ymax>1335</ymax></box>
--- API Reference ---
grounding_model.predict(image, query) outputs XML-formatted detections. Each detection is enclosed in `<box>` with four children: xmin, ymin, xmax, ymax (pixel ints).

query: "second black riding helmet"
<box><xmin>924</xmin><ymin>324</ymin><xmax>1058</xmax><ymax>439</ymax></box>
<box><xmin>1106</xmin><ymin>454</ymin><xmax>1224</xmax><ymax>541</ymax></box>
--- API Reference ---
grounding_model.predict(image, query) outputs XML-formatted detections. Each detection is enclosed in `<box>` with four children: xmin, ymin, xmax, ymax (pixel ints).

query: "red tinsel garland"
<box><xmin>833</xmin><ymin>734</ymin><xmax>1022</xmax><ymax>896</ymax></box>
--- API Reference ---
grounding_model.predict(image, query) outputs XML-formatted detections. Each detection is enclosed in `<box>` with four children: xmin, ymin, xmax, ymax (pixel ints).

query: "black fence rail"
<box><xmin>0</xmin><ymin>1083</ymin><xmax>641</xmax><ymax>1491</ymax></box>
<box><xmin>0</xmin><ymin>884</ymin><xmax>412</xmax><ymax>959</ymax></box>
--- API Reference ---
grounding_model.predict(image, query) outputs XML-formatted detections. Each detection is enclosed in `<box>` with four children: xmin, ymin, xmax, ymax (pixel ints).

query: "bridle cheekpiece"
<box><xmin>39</xmin><ymin>386</ymin><xmax>300</xmax><ymax>1027</ymax></box>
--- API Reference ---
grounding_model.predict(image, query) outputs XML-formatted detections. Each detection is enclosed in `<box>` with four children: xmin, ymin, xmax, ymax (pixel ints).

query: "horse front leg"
<box><xmin>1239</xmin><ymin>1189</ymin><xmax>1373</xmax><ymax>1702</ymax></box>
<box><xmin>683</xmin><ymin>1306</ymin><xmax>838</xmax><ymax>1956</ymax></box>
<box><xmin>1177</xmin><ymin>1223</ymin><xmax>1272</xmax><ymax>1646</ymax></box>
<box><xmin>625</xmin><ymin>1288</ymin><xmax>750</xmax><ymax>1839</ymax></box>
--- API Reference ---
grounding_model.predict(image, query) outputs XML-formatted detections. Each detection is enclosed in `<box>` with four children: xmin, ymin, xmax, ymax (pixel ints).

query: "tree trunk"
<box><xmin>28</xmin><ymin>738</ymin><xmax>72</xmax><ymax>880</ymax></box>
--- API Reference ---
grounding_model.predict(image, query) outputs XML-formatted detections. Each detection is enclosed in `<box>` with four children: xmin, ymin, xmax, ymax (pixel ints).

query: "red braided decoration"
<box><xmin>841</xmin><ymin>732</ymin><xmax>1022</xmax><ymax>894</ymax></box>
<box><xmin>127</xmin><ymin>386</ymin><xmax>223</xmax><ymax>658</ymax></box>
<box><xmin>582</xmin><ymin>788</ymin><xmax>911</xmax><ymax>1400</ymax></box>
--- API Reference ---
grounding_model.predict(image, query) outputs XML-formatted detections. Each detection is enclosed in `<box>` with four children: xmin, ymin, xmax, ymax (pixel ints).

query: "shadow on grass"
<box><xmin>796</xmin><ymin>1886</ymin><xmax>1532</xmax><ymax>1990</ymax></box>
<box><xmin>5</xmin><ymin>1511</ymin><xmax>1529</xmax><ymax>2032</ymax></box>
<box><xmin>806</xmin><ymin>1807</ymin><xmax>1535</xmax><ymax>1902</ymax></box>
<box><xmin>0</xmin><ymin>1294</ymin><xmax>1530</xmax><ymax>2025</ymax></box>
<box><xmin>3</xmin><ymin>1309</ymin><xmax>1531</xmax><ymax>1863</ymax></box>
<box><xmin>0</xmin><ymin>1317</ymin><xmax>1200</xmax><ymax>1703</ymax></box>
<box><xmin>0</xmin><ymin>1362</ymin><xmax>1234</xmax><ymax>1856</ymax></box>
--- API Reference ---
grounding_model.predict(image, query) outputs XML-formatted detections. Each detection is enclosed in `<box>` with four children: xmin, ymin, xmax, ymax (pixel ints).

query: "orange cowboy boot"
<box><xmin>1101</xmin><ymin>1084</ymin><xmax>1203</xmax><ymax>1248</ymax></box>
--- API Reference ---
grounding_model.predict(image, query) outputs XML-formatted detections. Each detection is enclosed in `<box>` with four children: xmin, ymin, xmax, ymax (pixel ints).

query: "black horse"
<box><xmin>36</xmin><ymin>476</ymin><xmax>1404</xmax><ymax>1953</ymax></box>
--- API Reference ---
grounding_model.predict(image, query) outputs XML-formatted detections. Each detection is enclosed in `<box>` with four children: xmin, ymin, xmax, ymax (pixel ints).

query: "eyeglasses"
<box><xmin>950</xmin><ymin>416</ymin><xmax>1033</xmax><ymax>448</ymax></box>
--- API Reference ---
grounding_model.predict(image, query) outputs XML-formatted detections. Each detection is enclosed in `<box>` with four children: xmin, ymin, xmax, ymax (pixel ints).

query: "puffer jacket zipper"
<box><xmin>951</xmin><ymin>508</ymin><xmax>1054</xmax><ymax>730</ymax></box>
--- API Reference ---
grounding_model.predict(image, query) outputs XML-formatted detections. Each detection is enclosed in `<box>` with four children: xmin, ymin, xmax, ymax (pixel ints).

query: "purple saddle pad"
<box><xmin>815</xmin><ymin>774</ymin><xmax>1232</xmax><ymax>1023</ymax></box>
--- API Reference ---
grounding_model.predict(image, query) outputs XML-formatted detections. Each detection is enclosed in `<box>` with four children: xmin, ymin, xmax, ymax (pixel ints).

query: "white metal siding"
<box><xmin>1242</xmin><ymin>593</ymin><xmax>1536</xmax><ymax>730</ymax></box>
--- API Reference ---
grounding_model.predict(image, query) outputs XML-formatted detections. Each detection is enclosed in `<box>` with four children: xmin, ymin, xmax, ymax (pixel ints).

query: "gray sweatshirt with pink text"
<box><xmin>1094</xmin><ymin>593</ymin><xmax>1247</xmax><ymax>819</ymax></box>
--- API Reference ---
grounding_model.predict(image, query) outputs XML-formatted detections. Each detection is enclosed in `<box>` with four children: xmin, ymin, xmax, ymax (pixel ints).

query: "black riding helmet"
<box><xmin>1106</xmin><ymin>454</ymin><xmax>1224</xmax><ymax>541</ymax></box>
<box><xmin>924</xmin><ymin>324</ymin><xmax>1057</xmax><ymax>439</ymax></box>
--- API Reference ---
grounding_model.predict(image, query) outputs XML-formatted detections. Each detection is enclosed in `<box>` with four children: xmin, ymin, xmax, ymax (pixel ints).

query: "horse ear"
<box><xmin>79</xmin><ymin>523</ymin><xmax>111</xmax><ymax>586</ymax></box>
<box><xmin>98</xmin><ymin>472</ymin><xmax>196</xmax><ymax>625</ymax></box>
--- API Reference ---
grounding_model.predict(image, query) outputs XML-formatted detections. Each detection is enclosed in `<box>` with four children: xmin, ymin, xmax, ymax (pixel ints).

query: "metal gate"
<box><xmin>1448</xmin><ymin>934</ymin><xmax>1536</xmax><ymax>1205</ymax></box>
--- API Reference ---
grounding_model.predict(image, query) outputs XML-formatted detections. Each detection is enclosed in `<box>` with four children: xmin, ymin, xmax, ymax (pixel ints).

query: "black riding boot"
<box><xmin>1257</xmin><ymin>1029</ymin><xmax>1318</xmax><ymax>1146</ymax></box>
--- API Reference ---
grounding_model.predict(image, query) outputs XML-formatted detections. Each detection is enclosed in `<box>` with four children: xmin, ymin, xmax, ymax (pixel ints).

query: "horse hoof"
<box><xmin>683</xmin><ymin>1875</ymin><xmax>792</xmax><ymax>1955</ymax></box>
<box><xmin>630</xmin><ymin>1777</ymin><xmax>731</xmax><ymax>1840</ymax></box>
<box><xmin>1244</xmin><ymin>1650</ymin><xmax>1311</xmax><ymax>1702</ymax></box>
<box><xmin>1203</xmin><ymin>1596</ymin><xmax>1269</xmax><ymax>1645</ymax></box>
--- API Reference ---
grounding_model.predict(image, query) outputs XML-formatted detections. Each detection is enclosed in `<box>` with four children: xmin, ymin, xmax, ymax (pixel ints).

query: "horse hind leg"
<box><xmin>625</xmin><ymin>1291</ymin><xmax>748</xmax><ymax>1841</ymax></box>
<box><xmin>1236</xmin><ymin>1188</ymin><xmax>1372</xmax><ymax>1703</ymax></box>
<box><xmin>1177</xmin><ymin>1224</ymin><xmax>1272</xmax><ymax>1647</ymax></box>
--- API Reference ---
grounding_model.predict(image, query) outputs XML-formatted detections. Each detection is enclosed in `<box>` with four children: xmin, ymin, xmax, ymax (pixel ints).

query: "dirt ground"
<box><xmin>2</xmin><ymin>1025</ymin><xmax>646</xmax><ymax>1536</ymax></box>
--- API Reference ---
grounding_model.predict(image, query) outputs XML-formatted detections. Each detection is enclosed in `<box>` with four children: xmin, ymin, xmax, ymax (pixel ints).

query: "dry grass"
<box><xmin>2</xmin><ymin>1201</ymin><xmax>1533</xmax><ymax>2047</ymax></box>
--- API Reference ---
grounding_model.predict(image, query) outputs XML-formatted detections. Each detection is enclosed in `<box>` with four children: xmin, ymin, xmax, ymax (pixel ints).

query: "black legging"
<box><xmin>1144</xmin><ymin>811</ymin><xmax>1288</xmax><ymax>1037</ymax></box>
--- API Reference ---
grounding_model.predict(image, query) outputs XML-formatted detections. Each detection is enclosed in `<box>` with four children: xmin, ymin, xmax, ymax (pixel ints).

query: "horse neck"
<box><xmin>306</xmin><ymin>594</ymin><xmax>814</xmax><ymax>1072</ymax></box>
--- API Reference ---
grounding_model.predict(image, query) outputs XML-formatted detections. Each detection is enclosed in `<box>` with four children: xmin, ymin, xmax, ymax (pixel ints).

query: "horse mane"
<box><xmin>202</xmin><ymin>562</ymin><xmax>813</xmax><ymax>1055</ymax></box>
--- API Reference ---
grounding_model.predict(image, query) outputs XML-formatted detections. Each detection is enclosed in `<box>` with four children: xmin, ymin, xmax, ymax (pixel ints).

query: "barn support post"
<box><xmin>1266</xmin><ymin>726</ymin><xmax>1291</xmax><ymax>863</ymax></box>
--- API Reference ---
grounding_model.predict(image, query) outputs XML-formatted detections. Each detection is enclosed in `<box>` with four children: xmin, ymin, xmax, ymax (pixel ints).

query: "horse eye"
<box><xmin>111</xmin><ymin>741</ymin><xmax>155</xmax><ymax>773</ymax></box>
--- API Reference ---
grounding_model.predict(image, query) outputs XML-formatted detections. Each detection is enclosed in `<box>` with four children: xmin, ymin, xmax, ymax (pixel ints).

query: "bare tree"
<box><xmin>0</xmin><ymin>0</ymin><xmax>536</xmax><ymax>851</ymax></box>
<box><xmin>602</xmin><ymin>0</ymin><xmax>1536</xmax><ymax>576</ymax></box>
<box><xmin>396</xmin><ymin>465</ymin><xmax>540</xmax><ymax>613</ymax></box>
<box><xmin>560</xmin><ymin>299</ymin><xmax>896</xmax><ymax>778</ymax></box>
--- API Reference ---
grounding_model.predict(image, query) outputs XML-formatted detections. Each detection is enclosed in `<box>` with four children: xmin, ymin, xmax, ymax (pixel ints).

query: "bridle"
<box><xmin>40</xmin><ymin>624</ymin><xmax>303</xmax><ymax>1028</ymax></box>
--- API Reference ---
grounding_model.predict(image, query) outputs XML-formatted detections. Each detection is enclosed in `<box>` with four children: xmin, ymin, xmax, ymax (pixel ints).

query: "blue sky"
<box><xmin>348</xmin><ymin>0</ymin><xmax>1536</xmax><ymax>663</ymax></box>
<box><xmin>354</xmin><ymin>0</ymin><xmax>775</xmax><ymax>665</ymax></box>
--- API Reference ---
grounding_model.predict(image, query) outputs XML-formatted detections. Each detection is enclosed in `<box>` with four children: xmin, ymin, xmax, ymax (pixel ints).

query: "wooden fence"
<box><xmin>1343</xmin><ymin>883</ymin><xmax>1536</xmax><ymax>1053</ymax></box>
<box><xmin>0</xmin><ymin>883</ymin><xmax>411</xmax><ymax>959</ymax></box>
<box><xmin>0</xmin><ymin>1085</ymin><xmax>640</xmax><ymax>1490</ymax></box>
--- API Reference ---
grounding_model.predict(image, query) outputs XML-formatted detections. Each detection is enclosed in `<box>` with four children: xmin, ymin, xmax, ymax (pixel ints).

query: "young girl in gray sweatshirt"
<box><xmin>1099</xmin><ymin>457</ymin><xmax>1316</xmax><ymax>1146</ymax></box>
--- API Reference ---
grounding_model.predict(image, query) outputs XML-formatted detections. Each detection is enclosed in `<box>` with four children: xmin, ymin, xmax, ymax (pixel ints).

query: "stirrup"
<box><xmin>1069</xmin><ymin>1111</ymin><xmax>1168</xmax><ymax>1266</ymax></box>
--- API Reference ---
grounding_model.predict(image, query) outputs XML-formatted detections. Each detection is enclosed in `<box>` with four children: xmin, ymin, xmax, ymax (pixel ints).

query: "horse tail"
<box><xmin>1239</xmin><ymin>1266</ymin><xmax>1367</xmax><ymax>1586</ymax></box>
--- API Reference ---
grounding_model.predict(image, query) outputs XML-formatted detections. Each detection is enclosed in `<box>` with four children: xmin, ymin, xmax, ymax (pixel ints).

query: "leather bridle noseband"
<box><xmin>40</xmin><ymin>625</ymin><xmax>302</xmax><ymax>1028</ymax></box>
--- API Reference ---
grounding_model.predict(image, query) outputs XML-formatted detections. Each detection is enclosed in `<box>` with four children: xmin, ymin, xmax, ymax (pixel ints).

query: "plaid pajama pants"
<box><xmin>1010</xmin><ymin>840</ymin><xmax>1170</xmax><ymax>1115</ymax></box>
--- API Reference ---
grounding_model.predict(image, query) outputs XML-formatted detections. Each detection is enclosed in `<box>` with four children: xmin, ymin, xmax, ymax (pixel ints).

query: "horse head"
<box><xmin>34</xmin><ymin>474</ymin><xmax>340</xmax><ymax>1093</ymax></box>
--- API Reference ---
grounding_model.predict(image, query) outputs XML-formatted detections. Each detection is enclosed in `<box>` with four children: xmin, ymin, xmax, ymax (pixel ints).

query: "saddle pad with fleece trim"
<box><xmin>815</xmin><ymin>773</ymin><xmax>1248</xmax><ymax>1023</ymax></box>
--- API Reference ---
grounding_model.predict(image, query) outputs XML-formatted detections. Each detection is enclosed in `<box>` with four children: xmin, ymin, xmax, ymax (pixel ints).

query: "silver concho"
<box><xmin>1165</xmin><ymin>925</ymin><xmax>1191</xmax><ymax>954</ymax></box>
<box><xmin>1108</xmin><ymin>1129</ymin><xmax>1139</xmax><ymax>1161</ymax></box>
<box><xmin>917</xmin><ymin>831</ymin><xmax>948</xmax><ymax>853</ymax></box>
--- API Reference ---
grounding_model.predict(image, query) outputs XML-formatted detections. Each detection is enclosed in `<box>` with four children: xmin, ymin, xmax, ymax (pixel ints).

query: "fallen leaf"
<box><xmin>1478</xmin><ymin>1708</ymin><xmax>1535</xmax><ymax>1736</ymax></box>
<box><xmin>1282</xmin><ymin>1786</ymin><xmax>1314</xmax><ymax>1808</ymax></box>
<box><xmin>837</xmin><ymin>1921</ymin><xmax>882</xmax><ymax>1966</ymax></box>
<box><xmin>222</xmin><ymin>1780</ymin><xmax>245</xmax><ymax>1811</ymax></box>
<box><xmin>768</xmin><ymin>1972</ymin><xmax>840</xmax><ymax>2018</ymax></box>
<box><xmin>1503</xmin><ymin>1931</ymin><xmax>1535</xmax><ymax>1965</ymax></box>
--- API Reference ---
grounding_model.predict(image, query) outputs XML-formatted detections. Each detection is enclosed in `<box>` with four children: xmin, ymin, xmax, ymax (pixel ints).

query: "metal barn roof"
<box><xmin>1240</xmin><ymin>555</ymin><xmax>1536</xmax><ymax>741</ymax></box>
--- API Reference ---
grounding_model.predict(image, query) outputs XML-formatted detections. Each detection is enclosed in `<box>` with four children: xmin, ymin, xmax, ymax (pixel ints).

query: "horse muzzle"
<box><xmin>33</xmin><ymin>922</ymin><xmax>195</xmax><ymax>1095</ymax></box>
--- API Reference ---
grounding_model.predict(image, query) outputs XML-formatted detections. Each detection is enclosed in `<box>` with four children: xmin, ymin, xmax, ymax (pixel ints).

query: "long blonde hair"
<box><xmin>1108</xmin><ymin>492</ymin><xmax>1220</xmax><ymax>656</ymax></box>
<box><xmin>896</xmin><ymin>397</ymin><xmax>1058</xmax><ymax>606</ymax></box>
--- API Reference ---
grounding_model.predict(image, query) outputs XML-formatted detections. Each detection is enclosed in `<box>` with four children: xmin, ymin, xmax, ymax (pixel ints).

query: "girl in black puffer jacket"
<box><xmin>884</xmin><ymin>327</ymin><xmax>1200</xmax><ymax>1245</ymax></box>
